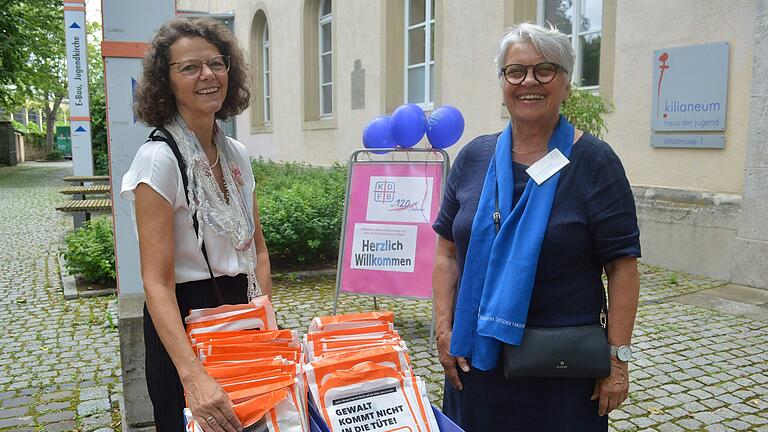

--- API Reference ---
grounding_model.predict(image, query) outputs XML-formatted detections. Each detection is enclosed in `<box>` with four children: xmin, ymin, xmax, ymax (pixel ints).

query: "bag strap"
<box><xmin>147</xmin><ymin>127</ymin><xmax>225</xmax><ymax>304</ymax></box>
<box><xmin>493</xmin><ymin>178</ymin><xmax>608</xmax><ymax>327</ymax></box>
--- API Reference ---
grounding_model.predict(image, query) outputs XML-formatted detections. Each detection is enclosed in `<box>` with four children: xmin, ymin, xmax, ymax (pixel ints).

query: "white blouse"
<box><xmin>120</xmin><ymin>137</ymin><xmax>256</xmax><ymax>284</ymax></box>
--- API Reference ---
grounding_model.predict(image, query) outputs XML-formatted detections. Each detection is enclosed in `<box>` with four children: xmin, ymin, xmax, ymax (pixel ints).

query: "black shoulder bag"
<box><xmin>146</xmin><ymin>128</ymin><xmax>224</xmax><ymax>304</ymax></box>
<box><xmin>493</xmin><ymin>183</ymin><xmax>611</xmax><ymax>378</ymax></box>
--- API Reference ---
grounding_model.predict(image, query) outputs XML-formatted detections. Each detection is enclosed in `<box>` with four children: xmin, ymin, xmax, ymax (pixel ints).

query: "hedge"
<box><xmin>253</xmin><ymin>158</ymin><xmax>346</xmax><ymax>265</ymax></box>
<box><xmin>61</xmin><ymin>217</ymin><xmax>116</xmax><ymax>284</ymax></box>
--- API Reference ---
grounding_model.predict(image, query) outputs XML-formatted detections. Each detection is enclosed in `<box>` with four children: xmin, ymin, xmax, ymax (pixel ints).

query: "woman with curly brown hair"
<box><xmin>120</xmin><ymin>17</ymin><xmax>271</xmax><ymax>432</ymax></box>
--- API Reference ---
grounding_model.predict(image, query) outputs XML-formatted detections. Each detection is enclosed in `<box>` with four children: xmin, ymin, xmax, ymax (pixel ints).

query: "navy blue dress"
<box><xmin>432</xmin><ymin>132</ymin><xmax>641</xmax><ymax>432</ymax></box>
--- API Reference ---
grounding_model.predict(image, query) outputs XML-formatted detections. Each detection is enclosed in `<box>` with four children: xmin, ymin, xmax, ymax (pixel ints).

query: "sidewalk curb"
<box><xmin>58</xmin><ymin>253</ymin><xmax>117</xmax><ymax>299</ymax></box>
<box><xmin>273</xmin><ymin>267</ymin><xmax>337</xmax><ymax>279</ymax></box>
<box><xmin>58</xmin><ymin>252</ymin><xmax>78</xmax><ymax>300</ymax></box>
<box><xmin>119</xmin><ymin>396</ymin><xmax>155</xmax><ymax>432</ymax></box>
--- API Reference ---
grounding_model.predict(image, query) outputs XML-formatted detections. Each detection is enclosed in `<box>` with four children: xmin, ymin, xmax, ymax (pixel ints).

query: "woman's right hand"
<box><xmin>183</xmin><ymin>371</ymin><xmax>243</xmax><ymax>432</ymax></box>
<box><xmin>437</xmin><ymin>331</ymin><xmax>470</xmax><ymax>391</ymax></box>
<box><xmin>135</xmin><ymin>184</ymin><xmax>240</xmax><ymax>431</ymax></box>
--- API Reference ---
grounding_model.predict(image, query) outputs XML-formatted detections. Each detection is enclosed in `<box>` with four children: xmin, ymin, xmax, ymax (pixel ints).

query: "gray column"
<box><xmin>731</xmin><ymin>0</ymin><xmax>768</xmax><ymax>290</ymax></box>
<box><xmin>101</xmin><ymin>1</ymin><xmax>174</xmax><ymax>430</ymax></box>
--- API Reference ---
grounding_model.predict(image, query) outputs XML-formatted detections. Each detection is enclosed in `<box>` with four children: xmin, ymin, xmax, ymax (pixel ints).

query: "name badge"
<box><xmin>526</xmin><ymin>148</ymin><xmax>570</xmax><ymax>185</ymax></box>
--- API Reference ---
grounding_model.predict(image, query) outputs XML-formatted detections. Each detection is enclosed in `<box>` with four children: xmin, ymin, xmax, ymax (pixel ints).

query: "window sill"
<box><xmin>574</xmin><ymin>85</ymin><xmax>600</xmax><ymax>94</ymax></box>
<box><xmin>303</xmin><ymin>118</ymin><xmax>337</xmax><ymax>130</ymax></box>
<box><xmin>388</xmin><ymin>103</ymin><xmax>434</xmax><ymax>116</ymax></box>
<box><xmin>250</xmin><ymin>125</ymin><xmax>273</xmax><ymax>134</ymax></box>
<box><xmin>415</xmin><ymin>102</ymin><xmax>434</xmax><ymax>112</ymax></box>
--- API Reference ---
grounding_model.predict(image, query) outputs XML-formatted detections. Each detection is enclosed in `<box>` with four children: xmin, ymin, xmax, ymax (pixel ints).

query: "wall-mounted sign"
<box><xmin>650</xmin><ymin>134</ymin><xmax>725</xmax><ymax>149</ymax></box>
<box><xmin>651</xmin><ymin>42</ymin><xmax>729</xmax><ymax>148</ymax></box>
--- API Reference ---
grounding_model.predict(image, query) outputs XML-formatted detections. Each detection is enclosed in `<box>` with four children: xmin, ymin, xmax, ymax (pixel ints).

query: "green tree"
<box><xmin>0</xmin><ymin>1</ymin><xmax>26</xmax><ymax>108</ymax></box>
<box><xmin>87</xmin><ymin>21</ymin><xmax>109</xmax><ymax>175</ymax></box>
<box><xmin>0</xmin><ymin>0</ymin><xmax>67</xmax><ymax>149</ymax></box>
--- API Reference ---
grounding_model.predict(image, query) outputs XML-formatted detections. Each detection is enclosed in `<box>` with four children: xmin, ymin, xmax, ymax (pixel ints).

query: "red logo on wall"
<box><xmin>657</xmin><ymin>52</ymin><xmax>670</xmax><ymax>119</ymax></box>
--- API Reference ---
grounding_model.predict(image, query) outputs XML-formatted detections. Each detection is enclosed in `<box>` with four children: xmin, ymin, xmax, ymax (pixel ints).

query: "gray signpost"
<box><xmin>650</xmin><ymin>42</ymin><xmax>729</xmax><ymax>148</ymax></box>
<box><xmin>102</xmin><ymin>1</ymin><xmax>174</xmax><ymax>429</ymax></box>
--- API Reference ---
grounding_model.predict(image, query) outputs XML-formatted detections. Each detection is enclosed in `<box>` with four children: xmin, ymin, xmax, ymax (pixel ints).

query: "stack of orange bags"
<box><xmin>182</xmin><ymin>296</ymin><xmax>310</xmax><ymax>432</ymax></box>
<box><xmin>304</xmin><ymin>311</ymin><xmax>403</xmax><ymax>362</ymax></box>
<box><xmin>303</xmin><ymin>311</ymin><xmax>439</xmax><ymax>432</ymax></box>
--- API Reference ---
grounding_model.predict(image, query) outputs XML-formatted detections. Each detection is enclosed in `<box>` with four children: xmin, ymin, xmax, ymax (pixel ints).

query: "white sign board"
<box><xmin>365</xmin><ymin>176</ymin><xmax>434</xmax><ymax>223</ymax></box>
<box><xmin>64</xmin><ymin>1</ymin><xmax>93</xmax><ymax>175</ymax></box>
<box><xmin>350</xmin><ymin>223</ymin><xmax>418</xmax><ymax>273</ymax></box>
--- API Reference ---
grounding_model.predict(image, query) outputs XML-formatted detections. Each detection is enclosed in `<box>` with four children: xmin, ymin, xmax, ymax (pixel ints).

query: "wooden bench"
<box><xmin>58</xmin><ymin>176</ymin><xmax>113</xmax><ymax>228</ymax></box>
<box><xmin>56</xmin><ymin>199</ymin><xmax>112</xmax><ymax>213</ymax></box>
<box><xmin>63</xmin><ymin>175</ymin><xmax>111</xmax><ymax>184</ymax></box>
<box><xmin>60</xmin><ymin>184</ymin><xmax>111</xmax><ymax>195</ymax></box>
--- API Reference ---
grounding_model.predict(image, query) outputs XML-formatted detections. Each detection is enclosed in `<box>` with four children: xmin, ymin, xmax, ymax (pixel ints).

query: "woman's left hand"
<box><xmin>590</xmin><ymin>356</ymin><xmax>629</xmax><ymax>416</ymax></box>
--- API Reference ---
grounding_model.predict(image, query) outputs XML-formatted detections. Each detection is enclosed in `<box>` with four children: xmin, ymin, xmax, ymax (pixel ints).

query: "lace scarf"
<box><xmin>165</xmin><ymin>115</ymin><xmax>262</xmax><ymax>299</ymax></box>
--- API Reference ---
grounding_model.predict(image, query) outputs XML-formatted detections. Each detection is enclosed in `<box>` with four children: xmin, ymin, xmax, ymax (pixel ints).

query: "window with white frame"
<box><xmin>319</xmin><ymin>0</ymin><xmax>333</xmax><ymax>117</ymax></box>
<box><xmin>539</xmin><ymin>0</ymin><xmax>601</xmax><ymax>88</ymax></box>
<box><xmin>262</xmin><ymin>24</ymin><xmax>271</xmax><ymax>125</ymax></box>
<box><xmin>405</xmin><ymin>0</ymin><xmax>435</xmax><ymax>106</ymax></box>
<box><xmin>250</xmin><ymin>10</ymin><xmax>270</xmax><ymax>130</ymax></box>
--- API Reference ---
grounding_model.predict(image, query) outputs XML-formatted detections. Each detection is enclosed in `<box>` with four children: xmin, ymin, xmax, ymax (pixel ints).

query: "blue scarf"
<box><xmin>450</xmin><ymin>115</ymin><xmax>574</xmax><ymax>371</ymax></box>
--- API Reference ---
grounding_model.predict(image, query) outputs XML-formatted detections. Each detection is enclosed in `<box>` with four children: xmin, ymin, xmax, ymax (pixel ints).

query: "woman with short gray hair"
<box><xmin>431</xmin><ymin>22</ymin><xmax>640</xmax><ymax>431</ymax></box>
<box><xmin>495</xmin><ymin>23</ymin><xmax>575</xmax><ymax>83</ymax></box>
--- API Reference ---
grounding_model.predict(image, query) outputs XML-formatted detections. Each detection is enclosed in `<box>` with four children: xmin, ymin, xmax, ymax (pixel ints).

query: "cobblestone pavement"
<box><xmin>274</xmin><ymin>268</ymin><xmax>768</xmax><ymax>432</ymax></box>
<box><xmin>1</xmin><ymin>162</ymin><xmax>767</xmax><ymax>431</ymax></box>
<box><xmin>0</xmin><ymin>163</ymin><xmax>122</xmax><ymax>432</ymax></box>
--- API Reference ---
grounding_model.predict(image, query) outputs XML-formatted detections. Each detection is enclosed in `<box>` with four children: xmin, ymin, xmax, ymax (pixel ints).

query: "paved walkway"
<box><xmin>0</xmin><ymin>162</ymin><xmax>766</xmax><ymax>431</ymax></box>
<box><xmin>0</xmin><ymin>162</ymin><xmax>121</xmax><ymax>432</ymax></box>
<box><xmin>277</xmin><ymin>273</ymin><xmax>768</xmax><ymax>432</ymax></box>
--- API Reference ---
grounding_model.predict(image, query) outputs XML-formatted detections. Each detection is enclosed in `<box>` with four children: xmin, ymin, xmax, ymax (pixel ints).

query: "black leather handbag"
<box><xmin>492</xmin><ymin>186</ymin><xmax>611</xmax><ymax>379</ymax></box>
<box><xmin>502</xmin><ymin>320</ymin><xmax>611</xmax><ymax>378</ymax></box>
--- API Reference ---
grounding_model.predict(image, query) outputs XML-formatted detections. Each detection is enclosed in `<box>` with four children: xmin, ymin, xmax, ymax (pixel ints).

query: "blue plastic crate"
<box><xmin>307</xmin><ymin>400</ymin><xmax>464</xmax><ymax>432</ymax></box>
<box><xmin>431</xmin><ymin>405</ymin><xmax>463</xmax><ymax>432</ymax></box>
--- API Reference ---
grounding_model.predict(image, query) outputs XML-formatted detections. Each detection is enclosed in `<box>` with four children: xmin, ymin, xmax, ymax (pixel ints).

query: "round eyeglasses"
<box><xmin>500</xmin><ymin>62</ymin><xmax>565</xmax><ymax>85</ymax></box>
<box><xmin>169</xmin><ymin>55</ymin><xmax>230</xmax><ymax>79</ymax></box>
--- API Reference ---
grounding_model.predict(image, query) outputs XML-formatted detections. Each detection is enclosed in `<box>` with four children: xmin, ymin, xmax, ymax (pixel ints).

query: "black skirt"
<box><xmin>143</xmin><ymin>274</ymin><xmax>248</xmax><ymax>431</ymax></box>
<box><xmin>442</xmin><ymin>359</ymin><xmax>608</xmax><ymax>432</ymax></box>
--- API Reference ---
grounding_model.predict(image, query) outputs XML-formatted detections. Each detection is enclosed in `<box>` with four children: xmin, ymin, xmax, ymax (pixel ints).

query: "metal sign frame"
<box><xmin>333</xmin><ymin>147</ymin><xmax>450</xmax><ymax>350</ymax></box>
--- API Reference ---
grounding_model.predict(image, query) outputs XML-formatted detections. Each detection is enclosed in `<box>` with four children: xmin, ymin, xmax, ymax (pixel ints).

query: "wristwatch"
<box><xmin>610</xmin><ymin>344</ymin><xmax>633</xmax><ymax>362</ymax></box>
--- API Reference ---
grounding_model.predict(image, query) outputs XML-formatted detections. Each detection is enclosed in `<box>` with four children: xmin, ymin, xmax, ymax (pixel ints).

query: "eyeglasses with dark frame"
<box><xmin>500</xmin><ymin>62</ymin><xmax>565</xmax><ymax>85</ymax></box>
<box><xmin>169</xmin><ymin>55</ymin><xmax>230</xmax><ymax>79</ymax></box>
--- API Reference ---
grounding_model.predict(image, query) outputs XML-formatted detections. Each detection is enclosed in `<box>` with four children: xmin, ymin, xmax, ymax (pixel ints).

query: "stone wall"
<box><xmin>24</xmin><ymin>138</ymin><xmax>49</xmax><ymax>161</ymax></box>
<box><xmin>730</xmin><ymin>0</ymin><xmax>768</xmax><ymax>290</ymax></box>
<box><xmin>633</xmin><ymin>186</ymin><xmax>741</xmax><ymax>281</ymax></box>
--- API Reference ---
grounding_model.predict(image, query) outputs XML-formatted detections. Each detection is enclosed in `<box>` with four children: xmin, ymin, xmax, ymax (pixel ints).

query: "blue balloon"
<box><xmin>362</xmin><ymin>116</ymin><xmax>395</xmax><ymax>154</ymax></box>
<box><xmin>426</xmin><ymin>105</ymin><xmax>465</xmax><ymax>149</ymax></box>
<box><xmin>391</xmin><ymin>104</ymin><xmax>427</xmax><ymax>148</ymax></box>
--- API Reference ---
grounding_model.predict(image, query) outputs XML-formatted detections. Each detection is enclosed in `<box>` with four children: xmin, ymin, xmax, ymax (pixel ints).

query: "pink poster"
<box><xmin>339</xmin><ymin>161</ymin><xmax>444</xmax><ymax>298</ymax></box>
